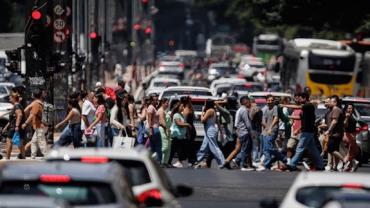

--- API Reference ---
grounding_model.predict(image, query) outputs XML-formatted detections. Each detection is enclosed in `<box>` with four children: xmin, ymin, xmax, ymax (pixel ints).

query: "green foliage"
<box><xmin>195</xmin><ymin>0</ymin><xmax>370</xmax><ymax>40</ymax></box>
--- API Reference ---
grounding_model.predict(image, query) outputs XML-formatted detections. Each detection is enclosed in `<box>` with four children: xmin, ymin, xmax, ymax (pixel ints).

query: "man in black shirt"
<box><xmin>283</xmin><ymin>92</ymin><xmax>324</xmax><ymax>171</ymax></box>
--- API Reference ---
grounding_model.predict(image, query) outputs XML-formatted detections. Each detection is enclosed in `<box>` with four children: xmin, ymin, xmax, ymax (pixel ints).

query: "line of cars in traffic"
<box><xmin>0</xmin><ymin>146</ymin><xmax>193</xmax><ymax>207</ymax></box>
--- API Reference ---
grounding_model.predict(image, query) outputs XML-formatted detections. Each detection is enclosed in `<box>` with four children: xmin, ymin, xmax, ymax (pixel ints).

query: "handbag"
<box><xmin>83</xmin><ymin>128</ymin><xmax>97</xmax><ymax>144</ymax></box>
<box><xmin>112</xmin><ymin>128</ymin><xmax>135</xmax><ymax>149</ymax></box>
<box><xmin>12</xmin><ymin>131</ymin><xmax>21</xmax><ymax>147</ymax></box>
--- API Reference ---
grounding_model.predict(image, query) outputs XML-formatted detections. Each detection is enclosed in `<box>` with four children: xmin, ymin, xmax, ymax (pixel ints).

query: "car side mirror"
<box><xmin>175</xmin><ymin>184</ymin><xmax>193</xmax><ymax>197</ymax></box>
<box><xmin>260</xmin><ymin>198</ymin><xmax>279</xmax><ymax>208</ymax></box>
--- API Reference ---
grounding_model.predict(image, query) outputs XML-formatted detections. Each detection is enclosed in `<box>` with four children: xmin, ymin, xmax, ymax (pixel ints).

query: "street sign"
<box><xmin>53</xmin><ymin>31</ymin><xmax>66</xmax><ymax>43</ymax></box>
<box><xmin>53</xmin><ymin>19</ymin><xmax>66</xmax><ymax>30</ymax></box>
<box><xmin>54</xmin><ymin>5</ymin><xmax>64</xmax><ymax>16</ymax></box>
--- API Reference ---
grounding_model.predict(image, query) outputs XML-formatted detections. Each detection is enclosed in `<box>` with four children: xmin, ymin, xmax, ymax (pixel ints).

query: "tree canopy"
<box><xmin>195</xmin><ymin>0</ymin><xmax>370</xmax><ymax>40</ymax></box>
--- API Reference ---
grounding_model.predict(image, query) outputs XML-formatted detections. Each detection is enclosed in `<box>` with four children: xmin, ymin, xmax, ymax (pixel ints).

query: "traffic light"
<box><xmin>5</xmin><ymin>49</ymin><xmax>21</xmax><ymax>73</ymax></box>
<box><xmin>142</xmin><ymin>0</ymin><xmax>149</xmax><ymax>10</ymax></box>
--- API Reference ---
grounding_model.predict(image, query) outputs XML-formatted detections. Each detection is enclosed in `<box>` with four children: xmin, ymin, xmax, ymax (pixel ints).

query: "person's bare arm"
<box><xmin>159</xmin><ymin>109</ymin><xmax>167</xmax><ymax>129</ymax></box>
<box><xmin>281</xmin><ymin>104</ymin><xmax>301</xmax><ymax>109</ymax></box>
<box><xmin>201</xmin><ymin>109</ymin><xmax>213</xmax><ymax>123</ymax></box>
<box><xmin>88</xmin><ymin>112</ymin><xmax>103</xmax><ymax>130</ymax></box>
<box><xmin>325</xmin><ymin>118</ymin><xmax>338</xmax><ymax>135</ymax></box>
<box><xmin>175</xmin><ymin>117</ymin><xmax>190</xmax><ymax>127</ymax></box>
<box><xmin>56</xmin><ymin>110</ymin><xmax>75</xmax><ymax>129</ymax></box>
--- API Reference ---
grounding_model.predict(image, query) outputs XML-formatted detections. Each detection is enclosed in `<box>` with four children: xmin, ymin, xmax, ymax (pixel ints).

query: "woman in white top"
<box><xmin>54</xmin><ymin>99</ymin><xmax>82</xmax><ymax>148</ymax></box>
<box><xmin>110</xmin><ymin>93</ymin><xmax>129</xmax><ymax>137</ymax></box>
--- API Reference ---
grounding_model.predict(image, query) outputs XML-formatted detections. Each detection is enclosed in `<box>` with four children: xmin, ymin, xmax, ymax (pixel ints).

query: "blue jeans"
<box><xmin>290</xmin><ymin>132</ymin><xmax>324</xmax><ymax>169</ymax></box>
<box><xmin>54</xmin><ymin>124</ymin><xmax>82</xmax><ymax>148</ymax></box>
<box><xmin>252</xmin><ymin>130</ymin><xmax>262</xmax><ymax>162</ymax></box>
<box><xmin>263</xmin><ymin>134</ymin><xmax>287</xmax><ymax>168</ymax></box>
<box><xmin>235</xmin><ymin>133</ymin><xmax>252</xmax><ymax>168</ymax></box>
<box><xmin>96</xmin><ymin>123</ymin><xmax>106</xmax><ymax>148</ymax></box>
<box><xmin>150</xmin><ymin>128</ymin><xmax>162</xmax><ymax>163</ymax></box>
<box><xmin>197</xmin><ymin>127</ymin><xmax>225</xmax><ymax>166</ymax></box>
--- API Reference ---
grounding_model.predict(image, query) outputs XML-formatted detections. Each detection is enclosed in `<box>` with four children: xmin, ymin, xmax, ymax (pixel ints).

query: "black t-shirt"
<box><xmin>300</xmin><ymin>103</ymin><xmax>316</xmax><ymax>133</ymax></box>
<box><xmin>345</xmin><ymin>115</ymin><xmax>357</xmax><ymax>133</ymax></box>
<box><xmin>9</xmin><ymin>103</ymin><xmax>24</xmax><ymax>130</ymax></box>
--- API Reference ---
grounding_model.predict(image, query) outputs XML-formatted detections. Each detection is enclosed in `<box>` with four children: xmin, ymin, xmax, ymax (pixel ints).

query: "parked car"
<box><xmin>46</xmin><ymin>147</ymin><xmax>192</xmax><ymax>207</ymax></box>
<box><xmin>209</xmin><ymin>77</ymin><xmax>246</xmax><ymax>94</ymax></box>
<box><xmin>0</xmin><ymin>161</ymin><xmax>138</xmax><ymax>208</ymax></box>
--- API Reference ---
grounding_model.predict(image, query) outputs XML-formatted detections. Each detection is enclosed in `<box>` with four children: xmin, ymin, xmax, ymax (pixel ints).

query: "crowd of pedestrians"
<box><xmin>0</xmin><ymin>82</ymin><xmax>362</xmax><ymax>173</ymax></box>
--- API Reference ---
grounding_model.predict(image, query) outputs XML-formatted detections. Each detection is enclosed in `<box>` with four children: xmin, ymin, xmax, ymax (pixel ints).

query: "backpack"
<box><xmin>42</xmin><ymin>102</ymin><xmax>55</xmax><ymax>126</ymax></box>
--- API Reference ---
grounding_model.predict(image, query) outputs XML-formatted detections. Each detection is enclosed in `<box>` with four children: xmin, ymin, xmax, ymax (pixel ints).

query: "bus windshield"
<box><xmin>309</xmin><ymin>53</ymin><xmax>355</xmax><ymax>72</ymax></box>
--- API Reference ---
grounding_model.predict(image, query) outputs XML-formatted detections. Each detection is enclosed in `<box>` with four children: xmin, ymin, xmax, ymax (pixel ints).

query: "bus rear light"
<box><xmin>40</xmin><ymin>175</ymin><xmax>71</xmax><ymax>183</ymax></box>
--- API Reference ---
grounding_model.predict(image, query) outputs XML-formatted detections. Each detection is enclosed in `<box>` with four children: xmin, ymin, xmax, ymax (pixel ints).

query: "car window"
<box><xmin>0</xmin><ymin>181</ymin><xmax>116</xmax><ymax>205</ymax></box>
<box><xmin>0</xmin><ymin>86</ymin><xmax>8</xmax><ymax>94</ymax></box>
<box><xmin>353</xmin><ymin>103</ymin><xmax>370</xmax><ymax>117</ymax></box>
<box><xmin>162</xmin><ymin>90</ymin><xmax>212</xmax><ymax>98</ymax></box>
<box><xmin>296</xmin><ymin>186</ymin><xmax>370</xmax><ymax>208</ymax></box>
<box><xmin>115</xmin><ymin>159</ymin><xmax>151</xmax><ymax>186</ymax></box>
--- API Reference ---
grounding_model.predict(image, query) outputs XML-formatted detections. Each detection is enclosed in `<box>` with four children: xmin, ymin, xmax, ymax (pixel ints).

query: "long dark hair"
<box><xmin>68</xmin><ymin>98</ymin><xmax>81</xmax><ymax>113</ymax></box>
<box><xmin>171</xmin><ymin>102</ymin><xmax>182</xmax><ymax>119</ymax></box>
<box><xmin>116</xmin><ymin>95</ymin><xmax>124</xmax><ymax>123</ymax></box>
<box><xmin>158</xmin><ymin>98</ymin><xmax>169</xmax><ymax>109</ymax></box>
<box><xmin>204</xmin><ymin>99</ymin><xmax>214</xmax><ymax>112</ymax></box>
<box><xmin>95</xmin><ymin>93</ymin><xmax>105</xmax><ymax>106</ymax></box>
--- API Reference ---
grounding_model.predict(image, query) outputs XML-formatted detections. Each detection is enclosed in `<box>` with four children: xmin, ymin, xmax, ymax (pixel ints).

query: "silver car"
<box><xmin>46</xmin><ymin>147</ymin><xmax>192</xmax><ymax>208</ymax></box>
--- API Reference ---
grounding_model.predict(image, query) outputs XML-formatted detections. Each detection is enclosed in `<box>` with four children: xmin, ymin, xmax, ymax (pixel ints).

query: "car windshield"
<box><xmin>153</xmin><ymin>82</ymin><xmax>178</xmax><ymax>87</ymax></box>
<box><xmin>353</xmin><ymin>103</ymin><xmax>370</xmax><ymax>117</ymax></box>
<box><xmin>216</xmin><ymin>86</ymin><xmax>232</xmax><ymax>95</ymax></box>
<box><xmin>210</xmin><ymin>67</ymin><xmax>236</xmax><ymax>75</ymax></box>
<box><xmin>0</xmin><ymin>181</ymin><xmax>116</xmax><ymax>205</ymax></box>
<box><xmin>162</xmin><ymin>90</ymin><xmax>212</xmax><ymax>98</ymax></box>
<box><xmin>296</xmin><ymin>186</ymin><xmax>370</xmax><ymax>208</ymax></box>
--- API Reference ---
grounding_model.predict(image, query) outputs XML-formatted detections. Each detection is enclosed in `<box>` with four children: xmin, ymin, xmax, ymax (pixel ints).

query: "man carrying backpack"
<box><xmin>22</xmin><ymin>89</ymin><xmax>48</xmax><ymax>159</ymax></box>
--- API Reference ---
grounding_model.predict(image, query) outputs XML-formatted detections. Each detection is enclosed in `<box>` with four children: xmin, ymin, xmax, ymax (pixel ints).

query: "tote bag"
<box><xmin>112</xmin><ymin>129</ymin><xmax>135</xmax><ymax>149</ymax></box>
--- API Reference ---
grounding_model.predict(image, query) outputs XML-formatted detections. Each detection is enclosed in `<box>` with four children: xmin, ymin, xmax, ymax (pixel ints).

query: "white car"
<box><xmin>212</xmin><ymin>83</ymin><xmax>232</xmax><ymax>97</ymax></box>
<box><xmin>239</xmin><ymin>61</ymin><xmax>267</xmax><ymax>81</ymax></box>
<box><xmin>278</xmin><ymin>172</ymin><xmax>370</xmax><ymax>208</ymax></box>
<box><xmin>207</xmin><ymin>62</ymin><xmax>237</xmax><ymax>82</ymax></box>
<box><xmin>158</xmin><ymin>61</ymin><xmax>185</xmax><ymax>76</ymax></box>
<box><xmin>159</xmin><ymin>86</ymin><xmax>212</xmax><ymax>100</ymax></box>
<box><xmin>228</xmin><ymin>82</ymin><xmax>264</xmax><ymax>97</ymax></box>
<box><xmin>209</xmin><ymin>77</ymin><xmax>246</xmax><ymax>94</ymax></box>
<box><xmin>147</xmin><ymin>78</ymin><xmax>181</xmax><ymax>96</ymax></box>
<box><xmin>46</xmin><ymin>147</ymin><xmax>192</xmax><ymax>208</ymax></box>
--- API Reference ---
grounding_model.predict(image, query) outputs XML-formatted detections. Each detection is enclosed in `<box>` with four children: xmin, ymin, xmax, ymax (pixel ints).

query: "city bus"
<box><xmin>252</xmin><ymin>33</ymin><xmax>283</xmax><ymax>64</ymax></box>
<box><xmin>281</xmin><ymin>38</ymin><xmax>362</xmax><ymax>97</ymax></box>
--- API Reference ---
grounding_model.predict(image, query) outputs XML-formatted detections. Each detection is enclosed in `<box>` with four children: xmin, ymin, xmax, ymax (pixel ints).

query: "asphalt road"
<box><xmin>166</xmin><ymin>164</ymin><xmax>370</xmax><ymax>208</ymax></box>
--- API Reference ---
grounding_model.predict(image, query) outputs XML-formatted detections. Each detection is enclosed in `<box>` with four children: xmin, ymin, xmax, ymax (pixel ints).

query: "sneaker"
<box><xmin>231</xmin><ymin>159</ymin><xmax>239</xmax><ymax>168</ymax></box>
<box><xmin>324</xmin><ymin>165</ymin><xmax>332</xmax><ymax>171</ymax></box>
<box><xmin>343</xmin><ymin>161</ymin><xmax>351</xmax><ymax>171</ymax></box>
<box><xmin>222</xmin><ymin>161</ymin><xmax>232</xmax><ymax>170</ymax></box>
<box><xmin>252</xmin><ymin>162</ymin><xmax>260</xmax><ymax>168</ymax></box>
<box><xmin>241</xmin><ymin>167</ymin><xmax>255</xmax><ymax>171</ymax></box>
<box><xmin>173</xmin><ymin>161</ymin><xmax>183</xmax><ymax>168</ymax></box>
<box><xmin>302</xmin><ymin>161</ymin><xmax>310</xmax><ymax>171</ymax></box>
<box><xmin>337</xmin><ymin>161</ymin><xmax>344</xmax><ymax>172</ymax></box>
<box><xmin>256</xmin><ymin>166</ymin><xmax>266</xmax><ymax>172</ymax></box>
<box><xmin>351</xmin><ymin>160</ymin><xmax>360</xmax><ymax>172</ymax></box>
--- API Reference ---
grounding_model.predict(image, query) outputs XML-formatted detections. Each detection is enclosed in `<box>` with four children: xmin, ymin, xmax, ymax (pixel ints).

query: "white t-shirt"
<box><xmin>81</xmin><ymin>100</ymin><xmax>96</xmax><ymax>130</ymax></box>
